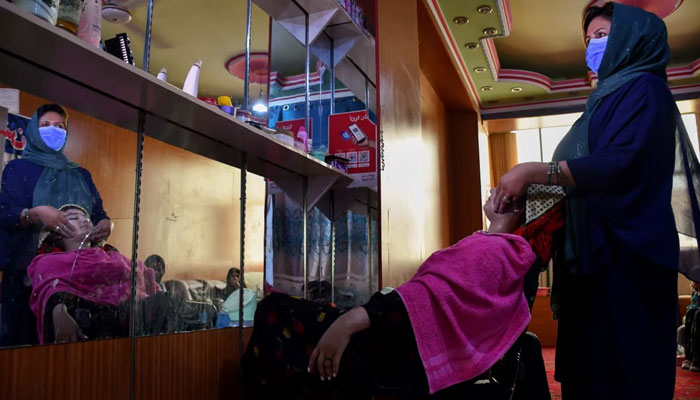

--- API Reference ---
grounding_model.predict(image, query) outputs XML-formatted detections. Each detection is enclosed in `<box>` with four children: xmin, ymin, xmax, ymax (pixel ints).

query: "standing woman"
<box><xmin>493</xmin><ymin>3</ymin><xmax>700</xmax><ymax>399</ymax></box>
<box><xmin>0</xmin><ymin>104</ymin><xmax>111</xmax><ymax>346</ymax></box>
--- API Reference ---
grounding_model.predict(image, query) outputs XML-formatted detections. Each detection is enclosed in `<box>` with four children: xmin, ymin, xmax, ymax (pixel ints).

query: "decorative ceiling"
<box><xmin>101</xmin><ymin>0</ymin><xmax>270</xmax><ymax>101</ymax></box>
<box><xmin>426</xmin><ymin>0</ymin><xmax>700</xmax><ymax>118</ymax></box>
<box><xmin>100</xmin><ymin>0</ymin><xmax>699</xmax><ymax>116</ymax></box>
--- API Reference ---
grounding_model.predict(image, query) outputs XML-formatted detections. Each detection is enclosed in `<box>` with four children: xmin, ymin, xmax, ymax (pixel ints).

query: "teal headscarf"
<box><xmin>552</xmin><ymin>4</ymin><xmax>669</xmax><ymax>268</ymax></box>
<box><xmin>22</xmin><ymin>107</ymin><xmax>93</xmax><ymax>214</ymax></box>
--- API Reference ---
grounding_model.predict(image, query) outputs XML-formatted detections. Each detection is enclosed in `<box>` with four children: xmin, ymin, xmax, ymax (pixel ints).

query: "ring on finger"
<box><xmin>502</xmin><ymin>195</ymin><xmax>511</xmax><ymax>203</ymax></box>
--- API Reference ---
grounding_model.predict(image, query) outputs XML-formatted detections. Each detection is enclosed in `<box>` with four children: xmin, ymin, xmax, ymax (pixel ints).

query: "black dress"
<box><xmin>554</xmin><ymin>74</ymin><xmax>679</xmax><ymax>399</ymax></box>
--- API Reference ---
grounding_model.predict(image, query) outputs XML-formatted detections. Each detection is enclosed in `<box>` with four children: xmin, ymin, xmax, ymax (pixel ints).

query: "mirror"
<box><xmin>0</xmin><ymin>94</ymin><xmax>137</xmax><ymax>347</ymax></box>
<box><xmin>264</xmin><ymin>0</ymin><xmax>379</xmax><ymax>307</ymax></box>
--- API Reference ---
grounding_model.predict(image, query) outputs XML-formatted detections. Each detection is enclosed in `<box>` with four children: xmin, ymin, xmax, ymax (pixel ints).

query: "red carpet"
<box><xmin>541</xmin><ymin>347</ymin><xmax>700</xmax><ymax>400</ymax></box>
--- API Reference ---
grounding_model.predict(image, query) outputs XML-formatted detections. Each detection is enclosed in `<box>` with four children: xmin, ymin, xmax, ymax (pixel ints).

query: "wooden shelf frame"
<box><xmin>0</xmin><ymin>1</ymin><xmax>352</xmax><ymax>194</ymax></box>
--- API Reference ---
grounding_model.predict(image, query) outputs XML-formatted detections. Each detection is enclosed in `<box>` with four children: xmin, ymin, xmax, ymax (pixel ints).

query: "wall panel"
<box><xmin>419</xmin><ymin>71</ymin><xmax>451</xmax><ymax>254</ymax></box>
<box><xmin>447</xmin><ymin>112</ymin><xmax>483</xmax><ymax>242</ymax></box>
<box><xmin>134</xmin><ymin>328</ymin><xmax>253</xmax><ymax>400</ymax></box>
<box><xmin>378</xmin><ymin>0</ymin><xmax>426</xmax><ymax>288</ymax></box>
<box><xmin>488</xmin><ymin>132</ymin><xmax>519</xmax><ymax>188</ymax></box>
<box><xmin>378</xmin><ymin>0</ymin><xmax>484</xmax><ymax>287</ymax></box>
<box><xmin>0</xmin><ymin>338</ymin><xmax>131</xmax><ymax>400</ymax></box>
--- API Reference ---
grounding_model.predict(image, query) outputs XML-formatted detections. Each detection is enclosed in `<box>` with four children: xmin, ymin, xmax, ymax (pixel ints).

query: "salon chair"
<box><xmin>362</xmin><ymin>261</ymin><xmax>551</xmax><ymax>400</ymax></box>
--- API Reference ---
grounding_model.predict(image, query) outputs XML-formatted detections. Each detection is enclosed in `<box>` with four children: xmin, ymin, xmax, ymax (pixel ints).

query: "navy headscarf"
<box><xmin>22</xmin><ymin>106</ymin><xmax>93</xmax><ymax>214</ymax></box>
<box><xmin>553</xmin><ymin>4</ymin><xmax>700</xmax><ymax>281</ymax></box>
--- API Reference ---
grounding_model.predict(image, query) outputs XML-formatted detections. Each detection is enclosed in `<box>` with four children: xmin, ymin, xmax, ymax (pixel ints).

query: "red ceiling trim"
<box><xmin>269</xmin><ymin>60</ymin><xmax>325</xmax><ymax>89</ymax></box>
<box><xmin>480</xmin><ymin>82</ymin><xmax>700</xmax><ymax>115</ymax></box>
<box><xmin>495</xmin><ymin>0</ymin><xmax>512</xmax><ymax>36</ymax></box>
<box><xmin>481</xmin><ymin>96</ymin><xmax>588</xmax><ymax>113</ymax></box>
<box><xmin>269</xmin><ymin>88</ymin><xmax>354</xmax><ymax>106</ymax></box>
<box><xmin>426</xmin><ymin>0</ymin><xmax>482</xmax><ymax>107</ymax></box>
<box><xmin>425</xmin><ymin>0</ymin><xmax>697</xmax><ymax>113</ymax></box>
<box><xmin>667</xmin><ymin>59</ymin><xmax>700</xmax><ymax>79</ymax></box>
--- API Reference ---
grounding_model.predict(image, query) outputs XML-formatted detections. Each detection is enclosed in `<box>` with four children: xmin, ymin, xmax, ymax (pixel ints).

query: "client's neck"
<box><xmin>62</xmin><ymin>239</ymin><xmax>93</xmax><ymax>252</ymax></box>
<box><xmin>486</xmin><ymin>221</ymin><xmax>517</xmax><ymax>234</ymax></box>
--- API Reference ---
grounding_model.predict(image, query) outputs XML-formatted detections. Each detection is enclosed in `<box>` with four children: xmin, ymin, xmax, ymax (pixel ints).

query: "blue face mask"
<box><xmin>38</xmin><ymin>125</ymin><xmax>67</xmax><ymax>151</ymax></box>
<box><xmin>585</xmin><ymin>36</ymin><xmax>608</xmax><ymax>74</ymax></box>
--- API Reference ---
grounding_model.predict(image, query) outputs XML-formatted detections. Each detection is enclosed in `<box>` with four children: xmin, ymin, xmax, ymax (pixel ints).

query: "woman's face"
<box><xmin>229</xmin><ymin>271</ymin><xmax>241</xmax><ymax>289</ymax></box>
<box><xmin>62</xmin><ymin>208</ymin><xmax>93</xmax><ymax>238</ymax></box>
<box><xmin>585</xmin><ymin>15</ymin><xmax>611</xmax><ymax>47</ymax></box>
<box><xmin>38</xmin><ymin>111</ymin><xmax>66</xmax><ymax>130</ymax></box>
<box><xmin>149</xmin><ymin>260</ymin><xmax>165</xmax><ymax>281</ymax></box>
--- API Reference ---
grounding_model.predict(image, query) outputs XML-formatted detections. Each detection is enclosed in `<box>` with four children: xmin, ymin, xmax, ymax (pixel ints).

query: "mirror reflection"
<box><xmin>135</xmin><ymin>127</ymin><xmax>266</xmax><ymax>334</ymax></box>
<box><xmin>1</xmin><ymin>99</ymin><xmax>137</xmax><ymax>347</ymax></box>
<box><xmin>1</xmin><ymin>0</ymin><xmax>379</xmax><ymax>350</ymax></box>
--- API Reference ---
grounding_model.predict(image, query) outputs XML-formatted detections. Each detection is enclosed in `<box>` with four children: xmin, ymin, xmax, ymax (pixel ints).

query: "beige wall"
<box><xmin>138</xmin><ymin>137</ymin><xmax>265</xmax><ymax>282</ymax></box>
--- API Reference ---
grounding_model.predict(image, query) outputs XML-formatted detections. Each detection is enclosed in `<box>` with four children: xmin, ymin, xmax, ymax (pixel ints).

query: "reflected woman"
<box><xmin>28</xmin><ymin>204</ymin><xmax>157</xmax><ymax>344</ymax></box>
<box><xmin>0</xmin><ymin>104</ymin><xmax>111</xmax><ymax>346</ymax></box>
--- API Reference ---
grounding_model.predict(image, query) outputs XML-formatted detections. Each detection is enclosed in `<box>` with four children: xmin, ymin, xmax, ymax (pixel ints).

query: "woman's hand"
<box><xmin>494</xmin><ymin>163</ymin><xmax>539</xmax><ymax>214</ymax></box>
<box><xmin>90</xmin><ymin>219</ymin><xmax>112</xmax><ymax>242</ymax></box>
<box><xmin>29</xmin><ymin>206</ymin><xmax>76</xmax><ymax>238</ymax></box>
<box><xmin>52</xmin><ymin>304</ymin><xmax>88</xmax><ymax>343</ymax></box>
<box><xmin>308</xmin><ymin>307</ymin><xmax>370</xmax><ymax>381</ymax></box>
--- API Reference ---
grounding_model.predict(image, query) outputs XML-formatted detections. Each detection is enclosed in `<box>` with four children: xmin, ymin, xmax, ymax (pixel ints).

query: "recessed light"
<box><xmin>465</xmin><ymin>42</ymin><xmax>479</xmax><ymax>49</ymax></box>
<box><xmin>511</xmin><ymin>87</ymin><xmax>522</xmax><ymax>92</ymax></box>
<box><xmin>481</xmin><ymin>86</ymin><xmax>493</xmax><ymax>91</ymax></box>
<box><xmin>474</xmin><ymin>66</ymin><xmax>487</xmax><ymax>73</ymax></box>
<box><xmin>453</xmin><ymin>16</ymin><xmax>469</xmax><ymax>25</ymax></box>
<box><xmin>477</xmin><ymin>5</ymin><xmax>493</xmax><ymax>14</ymax></box>
<box><xmin>483</xmin><ymin>27</ymin><xmax>498</xmax><ymax>36</ymax></box>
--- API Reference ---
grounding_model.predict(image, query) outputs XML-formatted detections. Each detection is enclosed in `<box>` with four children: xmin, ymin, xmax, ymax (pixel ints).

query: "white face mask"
<box><xmin>38</xmin><ymin>125</ymin><xmax>67</xmax><ymax>151</ymax></box>
<box><xmin>585</xmin><ymin>36</ymin><xmax>609</xmax><ymax>74</ymax></box>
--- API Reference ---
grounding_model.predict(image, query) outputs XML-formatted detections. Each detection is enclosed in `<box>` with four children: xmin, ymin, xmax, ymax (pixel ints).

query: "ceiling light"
<box><xmin>473</xmin><ymin>67</ymin><xmax>487</xmax><ymax>73</ymax></box>
<box><xmin>480</xmin><ymin>86</ymin><xmax>493</xmax><ymax>91</ymax></box>
<box><xmin>102</xmin><ymin>5</ymin><xmax>132</xmax><ymax>24</ymax></box>
<box><xmin>465</xmin><ymin>42</ymin><xmax>479</xmax><ymax>49</ymax></box>
<box><xmin>252</xmin><ymin>101</ymin><xmax>268</xmax><ymax>113</ymax></box>
<box><xmin>483</xmin><ymin>28</ymin><xmax>498</xmax><ymax>36</ymax></box>
<box><xmin>453</xmin><ymin>16</ymin><xmax>469</xmax><ymax>25</ymax></box>
<box><xmin>511</xmin><ymin>87</ymin><xmax>522</xmax><ymax>92</ymax></box>
<box><xmin>477</xmin><ymin>5</ymin><xmax>493</xmax><ymax>14</ymax></box>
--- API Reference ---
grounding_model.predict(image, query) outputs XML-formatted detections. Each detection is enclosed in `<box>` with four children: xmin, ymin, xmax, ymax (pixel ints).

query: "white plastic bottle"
<box><xmin>77</xmin><ymin>0</ymin><xmax>102</xmax><ymax>47</ymax></box>
<box><xmin>157</xmin><ymin>68</ymin><xmax>168</xmax><ymax>82</ymax></box>
<box><xmin>182</xmin><ymin>60</ymin><xmax>202</xmax><ymax>97</ymax></box>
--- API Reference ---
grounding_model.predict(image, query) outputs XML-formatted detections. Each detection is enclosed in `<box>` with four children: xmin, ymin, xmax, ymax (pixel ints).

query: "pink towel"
<box><xmin>395</xmin><ymin>231</ymin><xmax>536</xmax><ymax>393</ymax></box>
<box><xmin>28</xmin><ymin>247</ymin><xmax>159</xmax><ymax>344</ymax></box>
